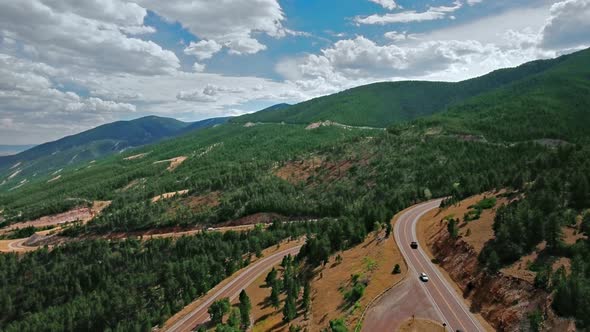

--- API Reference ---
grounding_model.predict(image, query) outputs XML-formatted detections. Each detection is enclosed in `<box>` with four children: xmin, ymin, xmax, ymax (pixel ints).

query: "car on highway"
<box><xmin>419</xmin><ymin>272</ymin><xmax>429</xmax><ymax>282</ymax></box>
<box><xmin>410</xmin><ymin>241</ymin><xmax>418</xmax><ymax>249</ymax></box>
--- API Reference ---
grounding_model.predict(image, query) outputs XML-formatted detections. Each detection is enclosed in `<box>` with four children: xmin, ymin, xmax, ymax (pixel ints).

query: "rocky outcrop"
<box><xmin>430</xmin><ymin>229</ymin><xmax>575</xmax><ymax>331</ymax></box>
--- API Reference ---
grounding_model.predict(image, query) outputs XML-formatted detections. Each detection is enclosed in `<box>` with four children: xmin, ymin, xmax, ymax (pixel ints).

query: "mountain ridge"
<box><xmin>0</xmin><ymin>115</ymin><xmax>230</xmax><ymax>181</ymax></box>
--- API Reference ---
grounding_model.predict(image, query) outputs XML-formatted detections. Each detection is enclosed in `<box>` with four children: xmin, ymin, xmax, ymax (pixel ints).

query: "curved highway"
<box><xmin>394</xmin><ymin>199</ymin><xmax>485</xmax><ymax>332</ymax></box>
<box><xmin>165</xmin><ymin>245</ymin><xmax>302</xmax><ymax>332</ymax></box>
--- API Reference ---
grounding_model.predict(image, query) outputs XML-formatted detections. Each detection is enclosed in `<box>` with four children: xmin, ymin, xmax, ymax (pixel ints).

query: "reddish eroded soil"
<box><xmin>274</xmin><ymin>155</ymin><xmax>369</xmax><ymax>186</ymax></box>
<box><xmin>216</xmin><ymin>212</ymin><xmax>287</xmax><ymax>227</ymax></box>
<box><xmin>552</xmin><ymin>257</ymin><xmax>572</xmax><ymax>275</ymax></box>
<box><xmin>274</xmin><ymin>156</ymin><xmax>323</xmax><ymax>184</ymax></box>
<box><xmin>562</xmin><ymin>223</ymin><xmax>587</xmax><ymax>245</ymax></box>
<box><xmin>501</xmin><ymin>242</ymin><xmax>546</xmax><ymax>283</ymax></box>
<box><xmin>418</xmin><ymin>191</ymin><xmax>510</xmax><ymax>257</ymax></box>
<box><xmin>179</xmin><ymin>191</ymin><xmax>221</xmax><ymax>212</ymax></box>
<box><xmin>0</xmin><ymin>200</ymin><xmax>111</xmax><ymax>233</ymax></box>
<box><xmin>419</xmin><ymin>192</ymin><xmax>575</xmax><ymax>331</ymax></box>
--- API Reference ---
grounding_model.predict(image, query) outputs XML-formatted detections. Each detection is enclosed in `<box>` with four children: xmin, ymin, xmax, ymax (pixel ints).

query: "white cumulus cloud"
<box><xmin>369</xmin><ymin>0</ymin><xmax>398</xmax><ymax>10</ymax></box>
<box><xmin>184</xmin><ymin>40</ymin><xmax>223</xmax><ymax>60</ymax></box>
<box><xmin>356</xmin><ymin>1</ymin><xmax>462</xmax><ymax>24</ymax></box>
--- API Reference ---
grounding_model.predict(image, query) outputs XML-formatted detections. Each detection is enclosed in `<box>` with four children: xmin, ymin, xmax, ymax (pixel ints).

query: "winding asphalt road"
<box><xmin>394</xmin><ymin>199</ymin><xmax>485</xmax><ymax>332</ymax></box>
<box><xmin>164</xmin><ymin>245</ymin><xmax>302</xmax><ymax>332</ymax></box>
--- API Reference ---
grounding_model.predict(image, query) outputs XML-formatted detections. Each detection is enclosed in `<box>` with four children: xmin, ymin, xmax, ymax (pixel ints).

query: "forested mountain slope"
<box><xmin>0</xmin><ymin>116</ymin><xmax>229</xmax><ymax>187</ymax></box>
<box><xmin>423</xmin><ymin>47</ymin><xmax>590</xmax><ymax>142</ymax></box>
<box><xmin>233</xmin><ymin>51</ymin><xmax>571</xmax><ymax>127</ymax></box>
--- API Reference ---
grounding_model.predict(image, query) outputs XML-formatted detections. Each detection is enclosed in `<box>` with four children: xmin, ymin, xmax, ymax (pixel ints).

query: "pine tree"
<box><xmin>208</xmin><ymin>298</ymin><xmax>231</xmax><ymax>325</ymax></box>
<box><xmin>282</xmin><ymin>296</ymin><xmax>297</xmax><ymax>322</ymax></box>
<box><xmin>302</xmin><ymin>281</ymin><xmax>311</xmax><ymax>314</ymax></box>
<box><xmin>238</xmin><ymin>290</ymin><xmax>252</xmax><ymax>329</ymax></box>
<box><xmin>265</xmin><ymin>267</ymin><xmax>277</xmax><ymax>286</ymax></box>
<box><xmin>487</xmin><ymin>250</ymin><xmax>501</xmax><ymax>272</ymax></box>
<box><xmin>270</xmin><ymin>281</ymin><xmax>280</xmax><ymax>309</ymax></box>
<box><xmin>227</xmin><ymin>307</ymin><xmax>240</xmax><ymax>328</ymax></box>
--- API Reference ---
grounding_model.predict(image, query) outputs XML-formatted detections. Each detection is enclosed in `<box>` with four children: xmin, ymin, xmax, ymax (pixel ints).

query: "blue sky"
<box><xmin>143</xmin><ymin>0</ymin><xmax>540</xmax><ymax>79</ymax></box>
<box><xmin>0</xmin><ymin>0</ymin><xmax>589</xmax><ymax>144</ymax></box>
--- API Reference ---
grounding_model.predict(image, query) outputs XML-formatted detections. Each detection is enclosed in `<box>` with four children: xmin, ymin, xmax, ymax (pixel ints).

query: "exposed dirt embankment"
<box><xmin>423</xmin><ymin>193</ymin><xmax>574</xmax><ymax>331</ymax></box>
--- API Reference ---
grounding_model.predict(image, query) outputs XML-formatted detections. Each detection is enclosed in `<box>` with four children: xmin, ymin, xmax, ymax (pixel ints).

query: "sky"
<box><xmin>0</xmin><ymin>0</ymin><xmax>589</xmax><ymax>144</ymax></box>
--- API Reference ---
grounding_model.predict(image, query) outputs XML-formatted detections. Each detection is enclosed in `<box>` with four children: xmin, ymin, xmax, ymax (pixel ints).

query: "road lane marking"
<box><xmin>395</xmin><ymin>203</ymin><xmax>449</xmax><ymax>331</ymax></box>
<box><xmin>410</xmin><ymin>207</ymin><xmax>486</xmax><ymax>332</ymax></box>
<box><xmin>401</xmin><ymin>205</ymin><xmax>465</xmax><ymax>332</ymax></box>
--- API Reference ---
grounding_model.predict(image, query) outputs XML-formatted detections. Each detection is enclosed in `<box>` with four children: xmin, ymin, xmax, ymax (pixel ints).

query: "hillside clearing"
<box><xmin>151</xmin><ymin>190</ymin><xmax>189</xmax><ymax>203</ymax></box>
<box><xmin>124</xmin><ymin>152</ymin><xmax>149</xmax><ymax>160</ymax></box>
<box><xmin>153</xmin><ymin>156</ymin><xmax>187</xmax><ymax>171</ymax></box>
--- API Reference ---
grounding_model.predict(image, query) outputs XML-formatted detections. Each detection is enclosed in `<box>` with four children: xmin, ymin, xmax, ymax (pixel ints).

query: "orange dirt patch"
<box><xmin>398</xmin><ymin>318</ymin><xmax>445</xmax><ymax>332</ymax></box>
<box><xmin>309</xmin><ymin>228</ymin><xmax>405</xmax><ymax>331</ymax></box>
<box><xmin>274</xmin><ymin>157</ymin><xmax>323</xmax><ymax>184</ymax></box>
<box><xmin>501</xmin><ymin>241</ymin><xmax>546</xmax><ymax>284</ymax></box>
<box><xmin>0</xmin><ymin>200</ymin><xmax>111</xmax><ymax>234</ymax></box>
<box><xmin>154</xmin><ymin>156</ymin><xmax>187</xmax><ymax>171</ymax></box>
<box><xmin>274</xmin><ymin>156</ymin><xmax>363</xmax><ymax>186</ymax></box>
<box><xmin>180</xmin><ymin>191</ymin><xmax>221</xmax><ymax>212</ymax></box>
<box><xmin>418</xmin><ymin>191</ymin><xmax>509</xmax><ymax>257</ymax></box>
<box><xmin>124</xmin><ymin>152</ymin><xmax>148</xmax><ymax>160</ymax></box>
<box><xmin>562</xmin><ymin>225</ymin><xmax>586</xmax><ymax>245</ymax></box>
<box><xmin>218</xmin><ymin>212</ymin><xmax>287</xmax><ymax>228</ymax></box>
<box><xmin>552</xmin><ymin>257</ymin><xmax>572</xmax><ymax>275</ymax></box>
<box><xmin>151</xmin><ymin>189</ymin><xmax>189</xmax><ymax>203</ymax></box>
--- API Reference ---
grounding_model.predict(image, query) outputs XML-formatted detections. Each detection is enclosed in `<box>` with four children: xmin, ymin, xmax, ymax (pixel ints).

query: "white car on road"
<box><xmin>419</xmin><ymin>272</ymin><xmax>429</xmax><ymax>282</ymax></box>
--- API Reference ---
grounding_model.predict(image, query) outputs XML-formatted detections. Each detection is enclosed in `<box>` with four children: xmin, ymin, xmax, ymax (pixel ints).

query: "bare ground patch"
<box><xmin>418</xmin><ymin>191</ymin><xmax>509</xmax><ymax>257</ymax></box>
<box><xmin>47</xmin><ymin>175</ymin><xmax>61</xmax><ymax>183</ymax></box>
<box><xmin>217</xmin><ymin>212</ymin><xmax>287</xmax><ymax>228</ymax></box>
<box><xmin>124</xmin><ymin>152</ymin><xmax>149</xmax><ymax>160</ymax></box>
<box><xmin>0</xmin><ymin>200</ymin><xmax>111</xmax><ymax>233</ymax></box>
<box><xmin>151</xmin><ymin>190</ymin><xmax>189</xmax><ymax>203</ymax></box>
<box><xmin>153</xmin><ymin>156</ymin><xmax>187</xmax><ymax>171</ymax></box>
<box><xmin>310</xmin><ymin>228</ymin><xmax>404</xmax><ymax>331</ymax></box>
<box><xmin>274</xmin><ymin>156</ymin><xmax>324</xmax><ymax>184</ymax></box>
<box><xmin>273</xmin><ymin>155</ymin><xmax>368</xmax><ymax>186</ymax></box>
<box><xmin>180</xmin><ymin>191</ymin><xmax>221</xmax><ymax>212</ymax></box>
<box><xmin>501</xmin><ymin>242</ymin><xmax>546</xmax><ymax>284</ymax></box>
<box><xmin>562</xmin><ymin>223</ymin><xmax>587</xmax><ymax>245</ymax></box>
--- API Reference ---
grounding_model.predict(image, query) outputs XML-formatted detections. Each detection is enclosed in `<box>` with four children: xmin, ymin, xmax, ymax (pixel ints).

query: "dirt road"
<box><xmin>164</xmin><ymin>245</ymin><xmax>302</xmax><ymax>332</ymax></box>
<box><xmin>394</xmin><ymin>199</ymin><xmax>485</xmax><ymax>332</ymax></box>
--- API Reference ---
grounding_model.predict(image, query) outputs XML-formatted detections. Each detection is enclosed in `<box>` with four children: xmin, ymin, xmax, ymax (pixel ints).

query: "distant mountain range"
<box><xmin>0</xmin><ymin>145</ymin><xmax>36</xmax><ymax>156</ymax></box>
<box><xmin>3</xmin><ymin>47</ymin><xmax>590</xmax><ymax>189</ymax></box>
<box><xmin>0</xmin><ymin>116</ymin><xmax>229</xmax><ymax>181</ymax></box>
<box><xmin>233</xmin><ymin>53</ymin><xmax>570</xmax><ymax>128</ymax></box>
